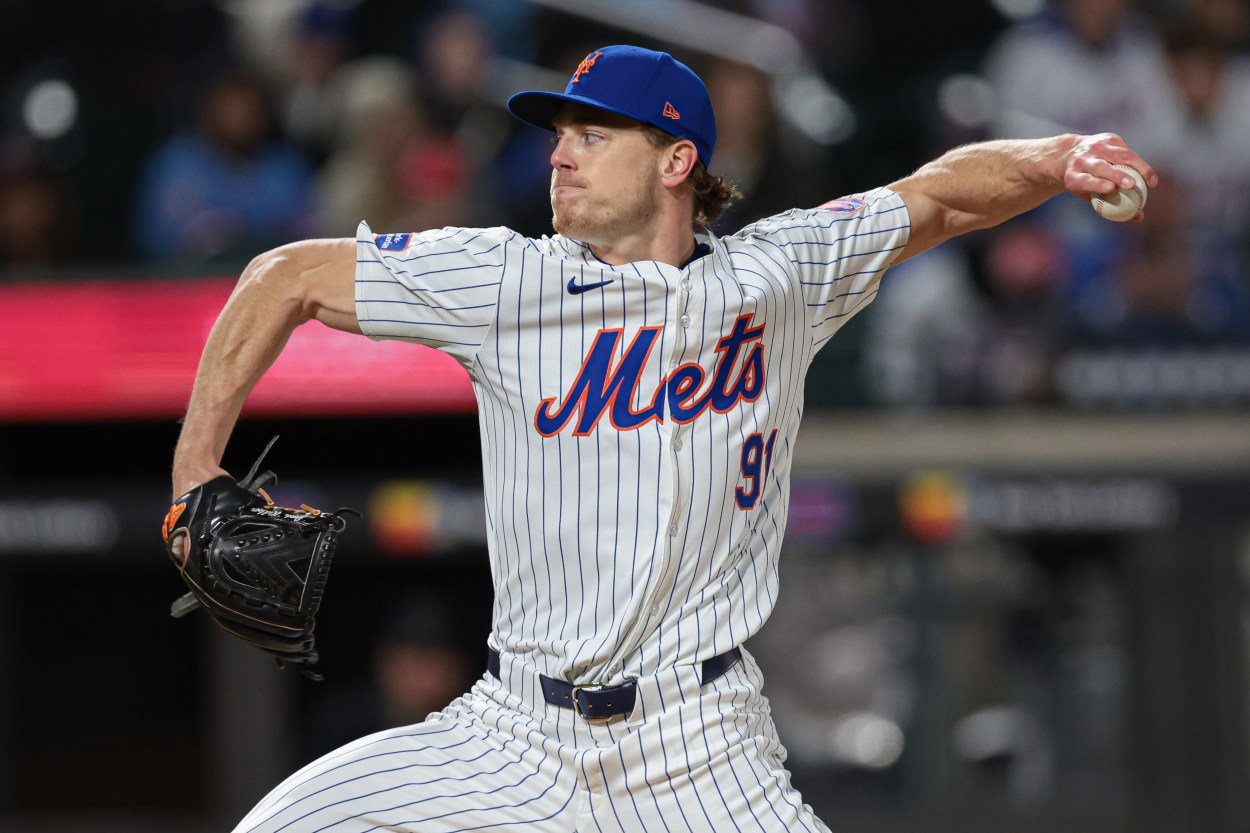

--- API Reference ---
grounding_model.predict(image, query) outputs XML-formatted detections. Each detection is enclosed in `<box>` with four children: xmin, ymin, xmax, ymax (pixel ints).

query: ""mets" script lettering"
<box><xmin>534</xmin><ymin>314</ymin><xmax>766</xmax><ymax>437</ymax></box>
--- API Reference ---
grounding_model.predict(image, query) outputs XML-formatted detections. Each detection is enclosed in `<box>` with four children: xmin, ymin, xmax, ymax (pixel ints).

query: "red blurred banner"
<box><xmin>0</xmin><ymin>279</ymin><xmax>477</xmax><ymax>421</ymax></box>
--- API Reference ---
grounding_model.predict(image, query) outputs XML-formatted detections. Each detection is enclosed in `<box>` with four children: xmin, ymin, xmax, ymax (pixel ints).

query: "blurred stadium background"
<box><xmin>1</xmin><ymin>0</ymin><xmax>1249</xmax><ymax>831</ymax></box>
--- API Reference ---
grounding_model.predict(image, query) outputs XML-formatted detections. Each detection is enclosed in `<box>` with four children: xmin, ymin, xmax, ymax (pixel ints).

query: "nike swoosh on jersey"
<box><xmin>567</xmin><ymin>276</ymin><xmax>615</xmax><ymax>295</ymax></box>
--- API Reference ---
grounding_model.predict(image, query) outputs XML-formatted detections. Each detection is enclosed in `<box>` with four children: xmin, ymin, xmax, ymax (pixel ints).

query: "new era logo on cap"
<box><xmin>506</xmin><ymin>45</ymin><xmax>717</xmax><ymax>166</ymax></box>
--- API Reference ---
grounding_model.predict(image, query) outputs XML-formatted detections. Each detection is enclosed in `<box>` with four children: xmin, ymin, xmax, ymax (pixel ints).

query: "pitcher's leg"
<box><xmin>591</xmin><ymin>653</ymin><xmax>830</xmax><ymax>833</ymax></box>
<box><xmin>234</xmin><ymin>680</ymin><xmax>582</xmax><ymax>833</ymax></box>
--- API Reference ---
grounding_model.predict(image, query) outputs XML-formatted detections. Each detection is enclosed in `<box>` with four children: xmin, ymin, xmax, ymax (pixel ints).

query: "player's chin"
<box><xmin>551</xmin><ymin>207</ymin><xmax>585</xmax><ymax>237</ymax></box>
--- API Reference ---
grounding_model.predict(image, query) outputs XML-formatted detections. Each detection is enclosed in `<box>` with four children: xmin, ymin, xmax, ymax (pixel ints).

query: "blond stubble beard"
<box><xmin>551</xmin><ymin>166</ymin><xmax>661</xmax><ymax>243</ymax></box>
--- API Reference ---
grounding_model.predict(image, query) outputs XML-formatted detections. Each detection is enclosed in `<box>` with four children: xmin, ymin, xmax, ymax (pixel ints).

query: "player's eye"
<box><xmin>550</xmin><ymin>128</ymin><xmax>604</xmax><ymax>148</ymax></box>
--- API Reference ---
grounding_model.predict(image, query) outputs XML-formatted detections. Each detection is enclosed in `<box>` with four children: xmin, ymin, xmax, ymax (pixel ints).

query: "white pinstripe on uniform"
<box><xmin>234</xmin><ymin>187</ymin><xmax>909</xmax><ymax>832</ymax></box>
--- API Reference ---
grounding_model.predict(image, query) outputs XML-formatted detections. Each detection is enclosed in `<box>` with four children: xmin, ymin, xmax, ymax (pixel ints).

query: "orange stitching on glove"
<box><xmin>162</xmin><ymin>502</ymin><xmax>186</xmax><ymax>542</ymax></box>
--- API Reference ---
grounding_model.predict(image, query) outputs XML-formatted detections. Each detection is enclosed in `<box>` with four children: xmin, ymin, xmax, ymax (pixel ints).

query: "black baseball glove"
<box><xmin>162</xmin><ymin>438</ymin><xmax>356</xmax><ymax>680</ymax></box>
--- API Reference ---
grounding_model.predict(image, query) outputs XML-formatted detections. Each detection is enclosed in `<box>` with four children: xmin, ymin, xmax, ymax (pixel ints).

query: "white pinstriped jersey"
<box><xmin>355</xmin><ymin>186</ymin><xmax>909</xmax><ymax>687</ymax></box>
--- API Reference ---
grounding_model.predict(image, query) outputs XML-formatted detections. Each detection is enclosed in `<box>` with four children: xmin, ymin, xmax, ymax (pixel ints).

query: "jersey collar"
<box><xmin>679</xmin><ymin>241</ymin><xmax>712</xmax><ymax>269</ymax></box>
<box><xmin>567</xmin><ymin>236</ymin><xmax>714</xmax><ymax>271</ymax></box>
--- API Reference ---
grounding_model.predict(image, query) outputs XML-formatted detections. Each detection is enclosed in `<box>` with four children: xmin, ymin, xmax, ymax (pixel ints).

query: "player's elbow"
<box><xmin>891</xmin><ymin>197</ymin><xmax>990</xmax><ymax>265</ymax></box>
<box><xmin>236</xmin><ymin>246</ymin><xmax>316</xmax><ymax>325</ymax></box>
<box><xmin>238</xmin><ymin>239</ymin><xmax>358</xmax><ymax>329</ymax></box>
<box><xmin>893</xmin><ymin>174</ymin><xmax>1004</xmax><ymax>256</ymax></box>
<box><xmin>942</xmin><ymin>205</ymin><xmax>993</xmax><ymax>239</ymax></box>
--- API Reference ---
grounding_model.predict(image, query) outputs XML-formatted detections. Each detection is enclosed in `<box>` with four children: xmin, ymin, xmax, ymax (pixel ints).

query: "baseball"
<box><xmin>1091</xmin><ymin>164</ymin><xmax>1147</xmax><ymax>222</ymax></box>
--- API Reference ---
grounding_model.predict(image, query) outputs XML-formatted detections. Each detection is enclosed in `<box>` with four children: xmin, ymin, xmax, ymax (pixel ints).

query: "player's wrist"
<box><xmin>171</xmin><ymin>431</ymin><xmax>231</xmax><ymax>499</ymax></box>
<box><xmin>171</xmin><ymin>464</ymin><xmax>229</xmax><ymax>501</ymax></box>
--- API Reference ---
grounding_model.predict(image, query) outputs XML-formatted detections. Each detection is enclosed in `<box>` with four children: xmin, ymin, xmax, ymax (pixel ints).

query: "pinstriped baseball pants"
<box><xmin>233</xmin><ymin>647</ymin><xmax>830</xmax><ymax>832</ymax></box>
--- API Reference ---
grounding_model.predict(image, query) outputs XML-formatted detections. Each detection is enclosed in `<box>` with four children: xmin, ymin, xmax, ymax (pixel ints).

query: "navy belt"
<box><xmin>487</xmin><ymin>646</ymin><xmax>742</xmax><ymax>720</ymax></box>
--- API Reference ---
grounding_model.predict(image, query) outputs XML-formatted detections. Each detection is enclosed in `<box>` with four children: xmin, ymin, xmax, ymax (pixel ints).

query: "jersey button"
<box><xmin>668</xmin><ymin>523</ymin><xmax>679</xmax><ymax>536</ymax></box>
<box><xmin>672</xmin><ymin>436</ymin><xmax>683</xmax><ymax>451</ymax></box>
<box><xmin>680</xmin><ymin>314</ymin><xmax>690</xmax><ymax>328</ymax></box>
<box><xmin>681</xmin><ymin>279</ymin><xmax>692</xmax><ymax>292</ymax></box>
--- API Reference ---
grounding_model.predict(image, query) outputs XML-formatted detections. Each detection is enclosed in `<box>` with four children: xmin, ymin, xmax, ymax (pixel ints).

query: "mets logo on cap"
<box><xmin>571</xmin><ymin>51</ymin><xmax>603</xmax><ymax>84</ymax></box>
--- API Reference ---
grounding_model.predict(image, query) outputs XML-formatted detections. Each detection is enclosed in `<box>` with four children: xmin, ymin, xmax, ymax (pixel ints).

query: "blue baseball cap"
<box><xmin>508</xmin><ymin>45</ymin><xmax>717</xmax><ymax>167</ymax></box>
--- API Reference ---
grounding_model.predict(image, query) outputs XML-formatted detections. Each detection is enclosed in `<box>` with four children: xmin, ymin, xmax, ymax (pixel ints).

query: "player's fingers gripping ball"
<box><xmin>162</xmin><ymin>438</ymin><xmax>357</xmax><ymax>680</ymax></box>
<box><xmin>1091</xmin><ymin>164</ymin><xmax>1148</xmax><ymax>222</ymax></box>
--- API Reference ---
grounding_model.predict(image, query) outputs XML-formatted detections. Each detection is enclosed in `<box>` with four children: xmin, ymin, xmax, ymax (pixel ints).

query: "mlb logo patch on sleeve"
<box><xmin>815</xmin><ymin>196</ymin><xmax>865</xmax><ymax>215</ymax></box>
<box><xmin>375</xmin><ymin>233</ymin><xmax>412</xmax><ymax>251</ymax></box>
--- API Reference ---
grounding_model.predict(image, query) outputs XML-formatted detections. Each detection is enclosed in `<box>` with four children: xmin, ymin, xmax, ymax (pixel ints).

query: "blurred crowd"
<box><xmin>0</xmin><ymin>0</ymin><xmax>839</xmax><ymax>275</ymax></box>
<box><xmin>2</xmin><ymin>0</ymin><xmax>1249</xmax><ymax>407</ymax></box>
<box><xmin>865</xmin><ymin>0</ymin><xmax>1250</xmax><ymax>408</ymax></box>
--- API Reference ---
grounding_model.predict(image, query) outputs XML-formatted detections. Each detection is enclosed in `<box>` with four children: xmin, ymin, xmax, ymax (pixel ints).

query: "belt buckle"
<box><xmin>570</xmin><ymin>683</ymin><xmax>611</xmax><ymax>720</ymax></box>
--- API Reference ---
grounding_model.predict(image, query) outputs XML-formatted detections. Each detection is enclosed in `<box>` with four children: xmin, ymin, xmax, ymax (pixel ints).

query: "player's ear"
<box><xmin>659</xmin><ymin>140</ymin><xmax>698</xmax><ymax>188</ymax></box>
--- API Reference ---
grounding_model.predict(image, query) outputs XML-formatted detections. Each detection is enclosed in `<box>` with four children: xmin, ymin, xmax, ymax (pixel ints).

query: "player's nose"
<box><xmin>549</xmin><ymin>135</ymin><xmax>575</xmax><ymax>170</ymax></box>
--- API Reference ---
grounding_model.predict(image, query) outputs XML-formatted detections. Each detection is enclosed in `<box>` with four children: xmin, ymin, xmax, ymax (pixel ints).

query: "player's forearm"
<box><xmin>889</xmin><ymin>131</ymin><xmax>1155</xmax><ymax>264</ymax></box>
<box><xmin>172</xmin><ymin>253</ymin><xmax>315</xmax><ymax>495</ymax></box>
<box><xmin>898</xmin><ymin>134</ymin><xmax>1078</xmax><ymax>236</ymax></box>
<box><xmin>172</xmin><ymin>240</ymin><xmax>360</xmax><ymax>497</ymax></box>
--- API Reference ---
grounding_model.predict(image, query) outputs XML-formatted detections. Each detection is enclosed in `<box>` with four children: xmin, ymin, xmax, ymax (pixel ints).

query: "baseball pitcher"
<box><xmin>167</xmin><ymin>44</ymin><xmax>1156</xmax><ymax>832</ymax></box>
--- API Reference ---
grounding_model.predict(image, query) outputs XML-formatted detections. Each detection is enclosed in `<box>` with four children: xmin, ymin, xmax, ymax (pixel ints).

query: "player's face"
<box><xmin>548</xmin><ymin>105</ymin><xmax>664</xmax><ymax>244</ymax></box>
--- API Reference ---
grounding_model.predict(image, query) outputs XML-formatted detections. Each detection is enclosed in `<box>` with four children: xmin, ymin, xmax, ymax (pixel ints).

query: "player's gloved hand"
<box><xmin>162</xmin><ymin>437</ymin><xmax>357</xmax><ymax>680</ymax></box>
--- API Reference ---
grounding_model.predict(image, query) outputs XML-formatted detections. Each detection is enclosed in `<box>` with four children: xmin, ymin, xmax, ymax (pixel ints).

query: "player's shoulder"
<box><xmin>725</xmin><ymin>186</ymin><xmax>908</xmax><ymax>244</ymax></box>
<box><xmin>399</xmin><ymin>226</ymin><xmax>595</xmax><ymax>258</ymax></box>
<box><xmin>357</xmin><ymin>223</ymin><xmax>539</xmax><ymax>257</ymax></box>
<box><xmin>357</xmin><ymin>223</ymin><xmax>613</xmax><ymax>274</ymax></box>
